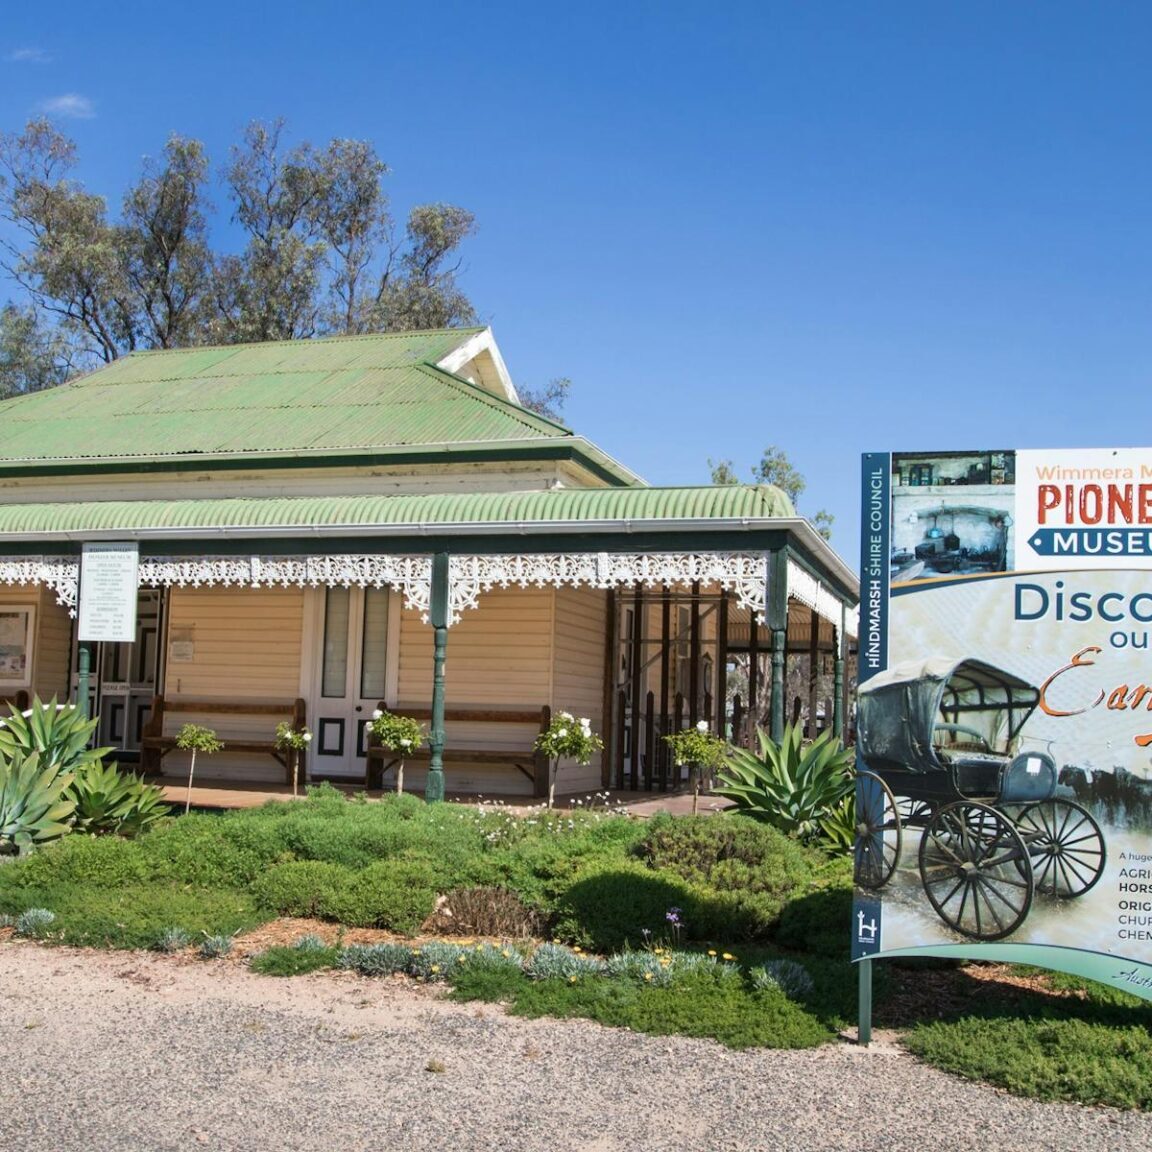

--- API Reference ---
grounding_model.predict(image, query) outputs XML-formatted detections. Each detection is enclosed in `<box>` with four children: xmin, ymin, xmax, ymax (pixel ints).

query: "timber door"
<box><xmin>308</xmin><ymin>587</ymin><xmax>396</xmax><ymax>780</ymax></box>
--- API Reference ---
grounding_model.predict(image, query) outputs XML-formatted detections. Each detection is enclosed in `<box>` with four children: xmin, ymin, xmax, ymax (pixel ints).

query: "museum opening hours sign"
<box><xmin>77</xmin><ymin>543</ymin><xmax>139</xmax><ymax>643</ymax></box>
<box><xmin>854</xmin><ymin>447</ymin><xmax>1152</xmax><ymax>1001</ymax></box>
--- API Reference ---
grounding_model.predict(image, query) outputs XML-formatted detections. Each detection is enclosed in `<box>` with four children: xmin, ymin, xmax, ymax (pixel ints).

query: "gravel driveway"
<box><xmin>0</xmin><ymin>942</ymin><xmax>1147</xmax><ymax>1152</ymax></box>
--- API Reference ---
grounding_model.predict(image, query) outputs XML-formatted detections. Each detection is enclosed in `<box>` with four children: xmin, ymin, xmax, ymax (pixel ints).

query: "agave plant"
<box><xmin>69</xmin><ymin>760</ymin><xmax>170</xmax><ymax>838</ymax></box>
<box><xmin>713</xmin><ymin>723</ymin><xmax>854</xmax><ymax>847</ymax></box>
<box><xmin>0</xmin><ymin>697</ymin><xmax>111</xmax><ymax>780</ymax></box>
<box><xmin>0</xmin><ymin>750</ymin><xmax>76</xmax><ymax>856</ymax></box>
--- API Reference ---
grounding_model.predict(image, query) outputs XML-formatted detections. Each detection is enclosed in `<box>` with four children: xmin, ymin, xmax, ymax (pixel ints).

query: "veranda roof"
<box><xmin>0</xmin><ymin>484</ymin><xmax>795</xmax><ymax>538</ymax></box>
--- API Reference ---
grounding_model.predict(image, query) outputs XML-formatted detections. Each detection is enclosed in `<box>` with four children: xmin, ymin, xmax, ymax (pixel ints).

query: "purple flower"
<box><xmin>666</xmin><ymin>907</ymin><xmax>682</xmax><ymax>926</ymax></box>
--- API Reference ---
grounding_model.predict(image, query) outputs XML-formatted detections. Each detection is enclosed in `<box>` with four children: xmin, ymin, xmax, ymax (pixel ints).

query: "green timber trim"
<box><xmin>0</xmin><ymin>439</ymin><xmax>639</xmax><ymax>488</ymax></box>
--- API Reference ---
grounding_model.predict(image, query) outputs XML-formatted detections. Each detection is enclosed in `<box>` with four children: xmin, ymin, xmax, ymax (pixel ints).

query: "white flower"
<box><xmin>556</xmin><ymin>727</ymin><xmax>569</xmax><ymax>739</ymax></box>
<box><xmin>696</xmin><ymin>720</ymin><xmax>710</xmax><ymax>732</ymax></box>
<box><xmin>372</xmin><ymin>709</ymin><xmax>383</xmax><ymax>720</ymax></box>
<box><xmin>400</xmin><ymin>738</ymin><xmax>411</xmax><ymax>748</ymax></box>
<box><xmin>559</xmin><ymin>711</ymin><xmax>574</xmax><ymax>721</ymax></box>
<box><xmin>579</xmin><ymin>717</ymin><xmax>591</xmax><ymax>730</ymax></box>
<box><xmin>303</xmin><ymin>732</ymin><xmax>313</xmax><ymax>742</ymax></box>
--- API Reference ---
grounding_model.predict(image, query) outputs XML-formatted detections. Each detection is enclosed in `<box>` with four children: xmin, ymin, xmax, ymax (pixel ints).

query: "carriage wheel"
<box><xmin>896</xmin><ymin>797</ymin><xmax>934</xmax><ymax>828</ymax></box>
<box><xmin>918</xmin><ymin>801</ymin><xmax>1033</xmax><ymax>940</ymax></box>
<box><xmin>854</xmin><ymin>771</ymin><xmax>902</xmax><ymax>890</ymax></box>
<box><xmin>1014</xmin><ymin>799</ymin><xmax>1106</xmax><ymax>898</ymax></box>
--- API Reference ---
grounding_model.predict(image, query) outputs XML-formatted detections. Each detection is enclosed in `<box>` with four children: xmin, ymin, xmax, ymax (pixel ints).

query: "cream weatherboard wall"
<box><xmin>0</xmin><ymin>586</ymin><xmax>72</xmax><ymax>703</ymax></box>
<box><xmin>394</xmin><ymin>586</ymin><xmax>553</xmax><ymax>794</ymax></box>
<box><xmin>551</xmin><ymin>585</ymin><xmax>608</xmax><ymax>793</ymax></box>
<box><xmin>158</xmin><ymin>586</ymin><xmax>306</xmax><ymax>782</ymax></box>
<box><xmin>390</xmin><ymin>584</ymin><xmax>607</xmax><ymax>796</ymax></box>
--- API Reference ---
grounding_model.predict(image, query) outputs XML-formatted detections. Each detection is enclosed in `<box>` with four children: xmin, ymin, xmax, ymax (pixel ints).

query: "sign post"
<box><xmin>76</xmin><ymin>543</ymin><xmax>139</xmax><ymax>720</ymax></box>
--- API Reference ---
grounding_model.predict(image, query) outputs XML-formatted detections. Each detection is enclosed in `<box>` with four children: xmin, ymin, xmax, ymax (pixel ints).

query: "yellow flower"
<box><xmin>643</xmin><ymin>973</ymin><xmax>653</xmax><ymax>981</ymax></box>
<box><xmin>659</xmin><ymin>958</ymin><xmax>670</xmax><ymax>967</ymax></box>
<box><xmin>430</xmin><ymin>964</ymin><xmax>441</xmax><ymax>973</ymax></box>
<box><xmin>572</xmin><ymin>946</ymin><xmax>582</xmax><ymax>953</ymax></box>
<box><xmin>654</xmin><ymin>947</ymin><xmax>663</xmax><ymax>955</ymax></box>
<box><xmin>707</xmin><ymin>950</ymin><xmax>717</xmax><ymax>957</ymax></box>
<box><xmin>569</xmin><ymin>975</ymin><xmax>578</xmax><ymax>983</ymax></box>
<box><xmin>457</xmin><ymin>956</ymin><xmax>467</xmax><ymax>963</ymax></box>
<box><xmin>722</xmin><ymin>953</ymin><xmax>735</xmax><ymax>962</ymax></box>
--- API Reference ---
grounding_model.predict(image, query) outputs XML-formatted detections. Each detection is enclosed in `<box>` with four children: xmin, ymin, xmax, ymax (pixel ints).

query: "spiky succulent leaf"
<box><xmin>0</xmin><ymin>697</ymin><xmax>110</xmax><ymax>780</ymax></box>
<box><xmin>714</xmin><ymin>723</ymin><xmax>854</xmax><ymax>846</ymax></box>
<box><xmin>0</xmin><ymin>750</ymin><xmax>75</xmax><ymax>854</ymax></box>
<box><xmin>69</xmin><ymin>760</ymin><xmax>170</xmax><ymax>837</ymax></box>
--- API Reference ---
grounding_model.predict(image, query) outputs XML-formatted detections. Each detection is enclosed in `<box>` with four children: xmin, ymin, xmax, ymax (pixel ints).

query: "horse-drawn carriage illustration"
<box><xmin>854</xmin><ymin>657</ymin><xmax>1106</xmax><ymax>940</ymax></box>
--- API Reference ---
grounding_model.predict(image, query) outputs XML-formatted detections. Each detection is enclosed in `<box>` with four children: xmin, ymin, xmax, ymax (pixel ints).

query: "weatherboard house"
<box><xmin>0</xmin><ymin>328</ymin><xmax>857</xmax><ymax>798</ymax></box>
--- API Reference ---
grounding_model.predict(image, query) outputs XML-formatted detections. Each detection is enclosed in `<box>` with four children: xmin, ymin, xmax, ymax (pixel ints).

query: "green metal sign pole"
<box><xmin>425</xmin><ymin>551</ymin><xmax>449</xmax><ymax>803</ymax></box>
<box><xmin>858</xmin><ymin>958</ymin><xmax>873</xmax><ymax>1045</ymax></box>
<box><xmin>76</xmin><ymin>641</ymin><xmax>92</xmax><ymax>721</ymax></box>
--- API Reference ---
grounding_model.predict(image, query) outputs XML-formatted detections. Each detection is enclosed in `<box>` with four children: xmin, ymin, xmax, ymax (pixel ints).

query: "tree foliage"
<box><xmin>709</xmin><ymin>447</ymin><xmax>834</xmax><ymax>541</ymax></box>
<box><xmin>0</xmin><ymin>118</ymin><xmax>479</xmax><ymax>371</ymax></box>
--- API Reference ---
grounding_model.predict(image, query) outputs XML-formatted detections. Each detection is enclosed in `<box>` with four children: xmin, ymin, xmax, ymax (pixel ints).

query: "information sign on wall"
<box><xmin>78</xmin><ymin>543</ymin><xmax>139</xmax><ymax>643</ymax></box>
<box><xmin>855</xmin><ymin>448</ymin><xmax>1152</xmax><ymax>1001</ymax></box>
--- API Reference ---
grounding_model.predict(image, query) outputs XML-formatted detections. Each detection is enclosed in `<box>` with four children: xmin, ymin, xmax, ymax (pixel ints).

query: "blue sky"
<box><xmin>2</xmin><ymin>2</ymin><xmax>1151</xmax><ymax>569</ymax></box>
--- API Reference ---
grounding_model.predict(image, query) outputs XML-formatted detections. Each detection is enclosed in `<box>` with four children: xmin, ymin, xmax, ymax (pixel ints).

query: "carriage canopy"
<box><xmin>858</xmin><ymin>657</ymin><xmax>1040</xmax><ymax>775</ymax></box>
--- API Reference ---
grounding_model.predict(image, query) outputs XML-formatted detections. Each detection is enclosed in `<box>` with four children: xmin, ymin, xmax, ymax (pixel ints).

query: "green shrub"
<box><xmin>250</xmin><ymin>944</ymin><xmax>339</xmax><ymax>976</ymax></box>
<box><xmin>0</xmin><ymin>834</ymin><xmax>149</xmax><ymax>889</ymax></box>
<box><xmin>0</xmin><ymin>883</ymin><xmax>262</xmax><ymax>949</ymax></box>
<box><xmin>639</xmin><ymin>813</ymin><xmax>821</xmax><ymax>896</ymax></box>
<box><xmin>251</xmin><ymin>859</ymin><xmax>352</xmax><ymax>918</ymax></box>
<box><xmin>549</xmin><ymin>861</ymin><xmax>702</xmax><ymax>951</ymax></box>
<box><xmin>773</xmin><ymin>886</ymin><xmax>853</xmax><ymax>959</ymax></box>
<box><xmin>906</xmin><ymin>1016</ymin><xmax>1152</xmax><ymax>1110</ymax></box>
<box><xmin>140</xmin><ymin>812</ymin><xmax>281</xmax><ymax>888</ymax></box>
<box><xmin>317</xmin><ymin>858</ymin><xmax>441</xmax><ymax>932</ymax></box>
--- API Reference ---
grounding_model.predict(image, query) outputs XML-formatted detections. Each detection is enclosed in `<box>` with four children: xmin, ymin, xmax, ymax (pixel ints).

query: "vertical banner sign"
<box><xmin>78</xmin><ymin>543</ymin><xmax>139</xmax><ymax>643</ymax></box>
<box><xmin>854</xmin><ymin>448</ymin><xmax>1152</xmax><ymax>1001</ymax></box>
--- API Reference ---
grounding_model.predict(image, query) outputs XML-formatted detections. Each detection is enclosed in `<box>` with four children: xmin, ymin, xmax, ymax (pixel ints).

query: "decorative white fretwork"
<box><xmin>0</xmin><ymin>557</ymin><xmax>79</xmax><ymax>614</ymax></box>
<box><xmin>447</xmin><ymin>552</ymin><xmax>769</xmax><ymax>625</ymax></box>
<box><xmin>0</xmin><ymin>551</ymin><xmax>853</xmax><ymax>634</ymax></box>
<box><xmin>787</xmin><ymin>557</ymin><xmax>858</xmax><ymax>636</ymax></box>
<box><xmin>138</xmin><ymin>555</ymin><xmax>433</xmax><ymax>616</ymax></box>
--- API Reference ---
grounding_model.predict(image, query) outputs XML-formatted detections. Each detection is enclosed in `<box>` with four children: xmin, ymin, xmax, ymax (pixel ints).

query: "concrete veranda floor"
<box><xmin>156</xmin><ymin>778</ymin><xmax>734</xmax><ymax>818</ymax></box>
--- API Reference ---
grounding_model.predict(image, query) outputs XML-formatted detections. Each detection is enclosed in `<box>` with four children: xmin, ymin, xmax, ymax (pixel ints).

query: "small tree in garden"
<box><xmin>274</xmin><ymin>722</ymin><xmax>313</xmax><ymax>798</ymax></box>
<box><xmin>534</xmin><ymin>711</ymin><xmax>603</xmax><ymax>809</ymax></box>
<box><xmin>664</xmin><ymin>720</ymin><xmax>729</xmax><ymax>814</ymax></box>
<box><xmin>175</xmin><ymin>723</ymin><xmax>223</xmax><ymax>814</ymax></box>
<box><xmin>365</xmin><ymin>709</ymin><xmax>425</xmax><ymax>794</ymax></box>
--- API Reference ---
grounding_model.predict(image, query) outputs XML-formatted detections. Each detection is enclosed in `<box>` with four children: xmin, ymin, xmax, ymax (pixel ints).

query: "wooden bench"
<box><xmin>140</xmin><ymin>696</ymin><xmax>307</xmax><ymax>785</ymax></box>
<box><xmin>365</xmin><ymin>704</ymin><xmax>552</xmax><ymax>796</ymax></box>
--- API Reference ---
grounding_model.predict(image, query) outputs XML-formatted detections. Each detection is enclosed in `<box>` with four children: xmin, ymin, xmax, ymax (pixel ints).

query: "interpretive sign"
<box><xmin>854</xmin><ymin>448</ymin><xmax>1152</xmax><ymax>1001</ymax></box>
<box><xmin>78</xmin><ymin>543</ymin><xmax>139</xmax><ymax>643</ymax></box>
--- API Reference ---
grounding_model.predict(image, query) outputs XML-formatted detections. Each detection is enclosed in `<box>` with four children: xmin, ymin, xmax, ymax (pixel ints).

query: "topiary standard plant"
<box><xmin>664</xmin><ymin>720</ymin><xmax>729</xmax><ymax>814</ymax></box>
<box><xmin>534</xmin><ymin>711</ymin><xmax>603</xmax><ymax>809</ymax></box>
<box><xmin>274</xmin><ymin>721</ymin><xmax>313</xmax><ymax>798</ymax></box>
<box><xmin>364</xmin><ymin>709</ymin><xmax>425</xmax><ymax>794</ymax></box>
<box><xmin>175</xmin><ymin>724</ymin><xmax>223</xmax><ymax>814</ymax></box>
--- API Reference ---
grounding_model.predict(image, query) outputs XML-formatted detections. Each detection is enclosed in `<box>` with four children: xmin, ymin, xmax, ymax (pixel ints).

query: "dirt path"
<box><xmin>0</xmin><ymin>940</ymin><xmax>1147</xmax><ymax>1152</ymax></box>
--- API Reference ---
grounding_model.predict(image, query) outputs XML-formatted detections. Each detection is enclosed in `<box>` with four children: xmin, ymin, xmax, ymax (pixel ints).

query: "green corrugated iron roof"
<box><xmin>0</xmin><ymin>329</ymin><xmax>572</xmax><ymax>463</ymax></box>
<box><xmin>0</xmin><ymin>485</ymin><xmax>795</xmax><ymax>538</ymax></box>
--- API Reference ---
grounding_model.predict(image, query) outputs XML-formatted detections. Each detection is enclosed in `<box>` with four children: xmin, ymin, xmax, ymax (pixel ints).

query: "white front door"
<box><xmin>307</xmin><ymin>586</ymin><xmax>397</xmax><ymax>780</ymax></box>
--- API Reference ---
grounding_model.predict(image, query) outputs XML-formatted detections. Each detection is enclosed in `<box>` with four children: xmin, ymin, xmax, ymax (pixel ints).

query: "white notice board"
<box><xmin>78</xmin><ymin>543</ymin><xmax>139</xmax><ymax>642</ymax></box>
